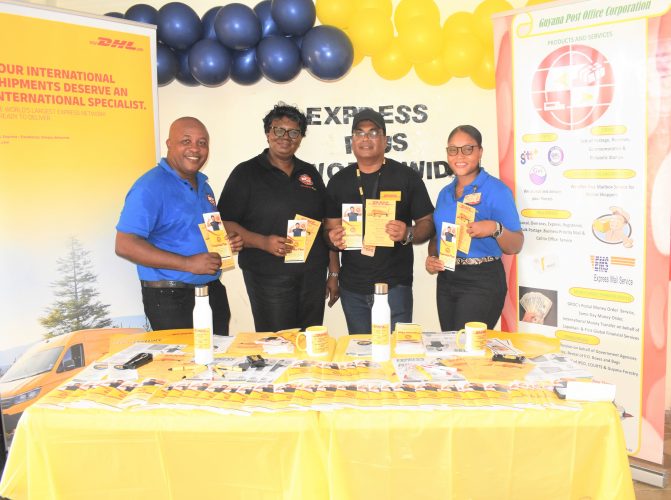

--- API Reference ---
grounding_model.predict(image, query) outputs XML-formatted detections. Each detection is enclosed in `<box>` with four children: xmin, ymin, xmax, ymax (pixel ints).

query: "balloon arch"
<box><xmin>108</xmin><ymin>0</ymin><xmax>547</xmax><ymax>89</ymax></box>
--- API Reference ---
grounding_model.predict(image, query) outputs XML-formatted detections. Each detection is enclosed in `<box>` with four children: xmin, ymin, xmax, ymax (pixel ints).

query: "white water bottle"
<box><xmin>193</xmin><ymin>285</ymin><xmax>214</xmax><ymax>365</ymax></box>
<box><xmin>371</xmin><ymin>282</ymin><xmax>391</xmax><ymax>362</ymax></box>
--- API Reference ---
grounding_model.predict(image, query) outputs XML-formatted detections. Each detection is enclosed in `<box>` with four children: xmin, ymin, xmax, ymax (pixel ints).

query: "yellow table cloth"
<box><xmin>0</xmin><ymin>330</ymin><xmax>633</xmax><ymax>500</ymax></box>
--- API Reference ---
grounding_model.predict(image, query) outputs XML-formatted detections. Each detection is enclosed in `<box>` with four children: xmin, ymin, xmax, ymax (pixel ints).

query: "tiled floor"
<box><xmin>633</xmin><ymin>411</ymin><xmax>671</xmax><ymax>499</ymax></box>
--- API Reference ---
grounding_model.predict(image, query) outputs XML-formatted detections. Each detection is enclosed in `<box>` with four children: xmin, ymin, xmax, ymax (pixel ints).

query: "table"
<box><xmin>0</xmin><ymin>331</ymin><xmax>635</xmax><ymax>500</ymax></box>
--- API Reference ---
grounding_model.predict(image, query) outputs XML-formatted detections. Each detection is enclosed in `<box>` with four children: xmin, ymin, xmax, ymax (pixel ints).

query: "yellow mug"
<box><xmin>456</xmin><ymin>322</ymin><xmax>487</xmax><ymax>352</ymax></box>
<box><xmin>296</xmin><ymin>325</ymin><xmax>329</xmax><ymax>357</ymax></box>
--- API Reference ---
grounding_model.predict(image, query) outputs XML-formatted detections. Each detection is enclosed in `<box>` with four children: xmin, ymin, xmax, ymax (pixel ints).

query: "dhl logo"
<box><xmin>93</xmin><ymin>37</ymin><xmax>140</xmax><ymax>50</ymax></box>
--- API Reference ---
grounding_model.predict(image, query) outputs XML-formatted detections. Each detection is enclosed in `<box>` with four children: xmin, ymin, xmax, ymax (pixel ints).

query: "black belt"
<box><xmin>141</xmin><ymin>280</ymin><xmax>197</xmax><ymax>289</ymax></box>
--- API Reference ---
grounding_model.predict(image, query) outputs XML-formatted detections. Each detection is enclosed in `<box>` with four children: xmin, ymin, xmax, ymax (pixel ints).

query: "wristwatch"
<box><xmin>492</xmin><ymin>222</ymin><xmax>503</xmax><ymax>239</ymax></box>
<box><xmin>402</xmin><ymin>227</ymin><xmax>414</xmax><ymax>245</ymax></box>
<box><xmin>328</xmin><ymin>272</ymin><xmax>339</xmax><ymax>279</ymax></box>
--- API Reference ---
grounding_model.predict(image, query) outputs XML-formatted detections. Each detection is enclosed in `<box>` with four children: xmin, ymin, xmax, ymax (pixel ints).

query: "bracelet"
<box><xmin>328</xmin><ymin>272</ymin><xmax>339</xmax><ymax>279</ymax></box>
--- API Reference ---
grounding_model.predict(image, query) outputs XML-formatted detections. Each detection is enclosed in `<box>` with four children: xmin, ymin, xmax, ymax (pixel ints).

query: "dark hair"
<box><xmin>447</xmin><ymin>125</ymin><xmax>482</xmax><ymax>147</ymax></box>
<box><xmin>263</xmin><ymin>102</ymin><xmax>307</xmax><ymax>136</ymax></box>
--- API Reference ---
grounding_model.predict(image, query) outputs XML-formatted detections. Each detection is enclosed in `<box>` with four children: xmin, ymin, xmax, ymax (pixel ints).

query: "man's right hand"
<box><xmin>328</xmin><ymin>225</ymin><xmax>347</xmax><ymax>250</ymax></box>
<box><xmin>186</xmin><ymin>252</ymin><xmax>222</xmax><ymax>275</ymax></box>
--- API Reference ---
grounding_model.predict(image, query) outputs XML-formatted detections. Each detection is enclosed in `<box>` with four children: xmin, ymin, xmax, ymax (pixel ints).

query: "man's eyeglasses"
<box><xmin>446</xmin><ymin>145</ymin><xmax>479</xmax><ymax>156</ymax></box>
<box><xmin>352</xmin><ymin>129</ymin><xmax>383</xmax><ymax>140</ymax></box>
<box><xmin>272</xmin><ymin>127</ymin><xmax>301</xmax><ymax>139</ymax></box>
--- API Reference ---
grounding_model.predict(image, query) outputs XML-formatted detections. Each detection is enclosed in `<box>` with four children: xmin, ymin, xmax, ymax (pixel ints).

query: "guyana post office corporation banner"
<box><xmin>0</xmin><ymin>0</ymin><xmax>157</xmax><ymax>441</ymax></box>
<box><xmin>493</xmin><ymin>0</ymin><xmax>670</xmax><ymax>462</ymax></box>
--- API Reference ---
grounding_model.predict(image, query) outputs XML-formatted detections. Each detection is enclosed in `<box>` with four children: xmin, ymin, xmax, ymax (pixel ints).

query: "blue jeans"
<box><xmin>340</xmin><ymin>285</ymin><xmax>413</xmax><ymax>334</ymax></box>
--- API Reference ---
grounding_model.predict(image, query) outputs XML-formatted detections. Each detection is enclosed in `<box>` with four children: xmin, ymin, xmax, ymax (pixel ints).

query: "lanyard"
<box><xmin>355</xmin><ymin>162</ymin><xmax>383</xmax><ymax>207</ymax></box>
<box><xmin>356</xmin><ymin>163</ymin><xmax>383</xmax><ymax>236</ymax></box>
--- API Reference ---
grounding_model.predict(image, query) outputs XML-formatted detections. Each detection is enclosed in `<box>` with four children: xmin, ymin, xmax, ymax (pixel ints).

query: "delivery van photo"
<box><xmin>0</xmin><ymin>328</ymin><xmax>142</xmax><ymax>447</ymax></box>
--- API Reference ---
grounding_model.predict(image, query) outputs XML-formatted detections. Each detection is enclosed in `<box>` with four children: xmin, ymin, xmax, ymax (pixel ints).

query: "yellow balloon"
<box><xmin>415</xmin><ymin>57</ymin><xmax>452</xmax><ymax>86</ymax></box>
<box><xmin>351</xmin><ymin>45</ymin><xmax>365</xmax><ymax>67</ymax></box>
<box><xmin>348</xmin><ymin>8</ymin><xmax>394</xmax><ymax>57</ymax></box>
<box><xmin>470</xmin><ymin>49</ymin><xmax>496</xmax><ymax>89</ymax></box>
<box><xmin>316</xmin><ymin>0</ymin><xmax>355</xmax><ymax>30</ymax></box>
<box><xmin>442</xmin><ymin>34</ymin><xmax>484</xmax><ymax>78</ymax></box>
<box><xmin>398</xmin><ymin>15</ymin><xmax>442</xmax><ymax>64</ymax></box>
<box><xmin>358</xmin><ymin>0</ymin><xmax>392</xmax><ymax>17</ymax></box>
<box><xmin>394</xmin><ymin>0</ymin><xmax>440</xmax><ymax>34</ymax></box>
<box><xmin>443</xmin><ymin>11</ymin><xmax>477</xmax><ymax>38</ymax></box>
<box><xmin>372</xmin><ymin>38</ymin><xmax>412</xmax><ymax>80</ymax></box>
<box><xmin>473</xmin><ymin>0</ymin><xmax>513</xmax><ymax>46</ymax></box>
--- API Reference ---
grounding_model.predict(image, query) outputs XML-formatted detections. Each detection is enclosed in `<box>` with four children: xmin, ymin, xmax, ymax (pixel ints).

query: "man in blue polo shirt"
<box><xmin>115</xmin><ymin>116</ymin><xmax>242</xmax><ymax>335</ymax></box>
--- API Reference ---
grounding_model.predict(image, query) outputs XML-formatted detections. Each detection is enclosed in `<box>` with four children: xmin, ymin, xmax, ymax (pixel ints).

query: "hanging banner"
<box><xmin>0</xmin><ymin>0</ymin><xmax>157</xmax><ymax>445</ymax></box>
<box><xmin>494</xmin><ymin>0</ymin><xmax>670</xmax><ymax>462</ymax></box>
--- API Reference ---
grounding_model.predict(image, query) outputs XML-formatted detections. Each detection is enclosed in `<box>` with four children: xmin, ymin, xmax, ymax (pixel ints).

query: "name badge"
<box><xmin>380</xmin><ymin>191</ymin><xmax>401</xmax><ymax>201</ymax></box>
<box><xmin>464</xmin><ymin>193</ymin><xmax>481</xmax><ymax>205</ymax></box>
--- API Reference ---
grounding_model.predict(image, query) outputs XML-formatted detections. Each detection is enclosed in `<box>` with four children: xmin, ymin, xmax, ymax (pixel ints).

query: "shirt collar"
<box><xmin>159</xmin><ymin>157</ymin><xmax>207</xmax><ymax>185</ymax></box>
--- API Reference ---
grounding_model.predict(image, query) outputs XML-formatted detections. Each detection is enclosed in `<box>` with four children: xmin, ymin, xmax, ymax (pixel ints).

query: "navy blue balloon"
<box><xmin>157</xmin><ymin>44</ymin><xmax>178</xmax><ymax>86</ymax></box>
<box><xmin>231</xmin><ymin>48</ymin><xmax>262</xmax><ymax>85</ymax></box>
<box><xmin>175</xmin><ymin>50</ymin><xmax>200</xmax><ymax>86</ymax></box>
<box><xmin>105</xmin><ymin>12</ymin><xmax>124</xmax><ymax>18</ymax></box>
<box><xmin>254</xmin><ymin>1</ymin><xmax>281</xmax><ymax>38</ymax></box>
<box><xmin>301</xmin><ymin>26</ymin><xmax>353</xmax><ymax>81</ymax></box>
<box><xmin>157</xmin><ymin>2</ymin><xmax>202</xmax><ymax>50</ymax></box>
<box><xmin>201</xmin><ymin>6</ymin><xmax>222</xmax><ymax>40</ymax></box>
<box><xmin>188</xmin><ymin>39</ymin><xmax>232</xmax><ymax>87</ymax></box>
<box><xmin>214</xmin><ymin>4</ymin><xmax>261</xmax><ymax>51</ymax></box>
<box><xmin>256</xmin><ymin>35</ymin><xmax>301</xmax><ymax>83</ymax></box>
<box><xmin>270</xmin><ymin>0</ymin><xmax>315</xmax><ymax>36</ymax></box>
<box><xmin>125</xmin><ymin>4</ymin><xmax>158</xmax><ymax>25</ymax></box>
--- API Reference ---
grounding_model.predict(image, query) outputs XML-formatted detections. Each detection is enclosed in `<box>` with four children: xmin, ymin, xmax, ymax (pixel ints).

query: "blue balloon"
<box><xmin>231</xmin><ymin>48</ymin><xmax>262</xmax><ymax>85</ymax></box>
<box><xmin>157</xmin><ymin>2</ymin><xmax>202</xmax><ymax>50</ymax></box>
<box><xmin>254</xmin><ymin>1</ymin><xmax>281</xmax><ymax>38</ymax></box>
<box><xmin>201</xmin><ymin>6</ymin><xmax>222</xmax><ymax>40</ymax></box>
<box><xmin>175</xmin><ymin>50</ymin><xmax>200</xmax><ymax>86</ymax></box>
<box><xmin>301</xmin><ymin>26</ymin><xmax>353</xmax><ymax>81</ymax></box>
<box><xmin>188</xmin><ymin>39</ymin><xmax>232</xmax><ymax>87</ymax></box>
<box><xmin>157</xmin><ymin>44</ymin><xmax>178</xmax><ymax>86</ymax></box>
<box><xmin>270</xmin><ymin>0</ymin><xmax>315</xmax><ymax>36</ymax></box>
<box><xmin>256</xmin><ymin>35</ymin><xmax>302</xmax><ymax>83</ymax></box>
<box><xmin>105</xmin><ymin>12</ymin><xmax>124</xmax><ymax>18</ymax></box>
<box><xmin>125</xmin><ymin>4</ymin><xmax>158</xmax><ymax>25</ymax></box>
<box><xmin>214</xmin><ymin>4</ymin><xmax>261</xmax><ymax>51</ymax></box>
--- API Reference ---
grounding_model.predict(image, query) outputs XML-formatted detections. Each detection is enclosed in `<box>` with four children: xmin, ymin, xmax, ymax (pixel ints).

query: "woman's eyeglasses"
<box><xmin>446</xmin><ymin>145</ymin><xmax>479</xmax><ymax>156</ymax></box>
<box><xmin>272</xmin><ymin>127</ymin><xmax>301</xmax><ymax>139</ymax></box>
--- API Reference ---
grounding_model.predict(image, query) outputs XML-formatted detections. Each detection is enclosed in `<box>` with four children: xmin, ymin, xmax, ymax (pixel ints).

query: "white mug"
<box><xmin>456</xmin><ymin>322</ymin><xmax>487</xmax><ymax>352</ymax></box>
<box><xmin>296</xmin><ymin>326</ymin><xmax>329</xmax><ymax>357</ymax></box>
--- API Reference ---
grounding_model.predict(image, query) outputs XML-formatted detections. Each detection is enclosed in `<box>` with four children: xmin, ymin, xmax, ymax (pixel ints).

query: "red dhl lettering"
<box><xmin>97</xmin><ymin>37</ymin><xmax>137</xmax><ymax>50</ymax></box>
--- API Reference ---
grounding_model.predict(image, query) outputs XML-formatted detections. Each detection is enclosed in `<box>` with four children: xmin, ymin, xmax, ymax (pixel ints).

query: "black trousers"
<box><xmin>436</xmin><ymin>259</ymin><xmax>507</xmax><ymax>331</ymax></box>
<box><xmin>141</xmin><ymin>279</ymin><xmax>231</xmax><ymax>335</ymax></box>
<box><xmin>242</xmin><ymin>269</ymin><xmax>326</xmax><ymax>332</ymax></box>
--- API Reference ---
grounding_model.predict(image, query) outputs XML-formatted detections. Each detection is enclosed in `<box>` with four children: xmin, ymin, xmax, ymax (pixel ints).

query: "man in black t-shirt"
<box><xmin>325</xmin><ymin>109</ymin><xmax>435</xmax><ymax>334</ymax></box>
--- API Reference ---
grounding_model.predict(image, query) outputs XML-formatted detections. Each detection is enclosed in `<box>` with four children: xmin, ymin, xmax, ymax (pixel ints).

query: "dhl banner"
<box><xmin>493</xmin><ymin>0</ymin><xmax>670</xmax><ymax>462</ymax></box>
<box><xmin>0</xmin><ymin>0</ymin><xmax>157</xmax><ymax>440</ymax></box>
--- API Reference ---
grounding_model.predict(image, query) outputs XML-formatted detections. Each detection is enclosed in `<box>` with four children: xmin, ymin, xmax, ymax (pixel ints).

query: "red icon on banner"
<box><xmin>532</xmin><ymin>44</ymin><xmax>614</xmax><ymax>130</ymax></box>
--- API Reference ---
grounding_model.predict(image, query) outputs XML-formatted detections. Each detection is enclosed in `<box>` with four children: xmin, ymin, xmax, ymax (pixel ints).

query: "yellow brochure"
<box><xmin>364</xmin><ymin>199</ymin><xmax>395</xmax><ymax>247</ymax></box>
<box><xmin>342</xmin><ymin>203</ymin><xmax>363</xmax><ymax>249</ymax></box>
<box><xmin>198</xmin><ymin>223</ymin><xmax>234</xmax><ymax>270</ymax></box>
<box><xmin>285</xmin><ymin>219</ymin><xmax>307</xmax><ymax>263</ymax></box>
<box><xmin>439</xmin><ymin>222</ymin><xmax>460</xmax><ymax>271</ymax></box>
<box><xmin>295</xmin><ymin>213</ymin><xmax>321</xmax><ymax>258</ymax></box>
<box><xmin>455</xmin><ymin>202</ymin><xmax>476</xmax><ymax>254</ymax></box>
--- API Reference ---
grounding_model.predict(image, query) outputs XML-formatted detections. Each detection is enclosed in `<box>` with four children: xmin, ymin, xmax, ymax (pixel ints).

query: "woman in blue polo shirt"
<box><xmin>426</xmin><ymin>125</ymin><xmax>523</xmax><ymax>331</ymax></box>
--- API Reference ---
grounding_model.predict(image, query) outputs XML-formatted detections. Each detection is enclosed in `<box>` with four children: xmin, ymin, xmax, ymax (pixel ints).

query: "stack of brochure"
<box><xmin>254</xmin><ymin>335</ymin><xmax>295</xmax><ymax>354</ymax></box>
